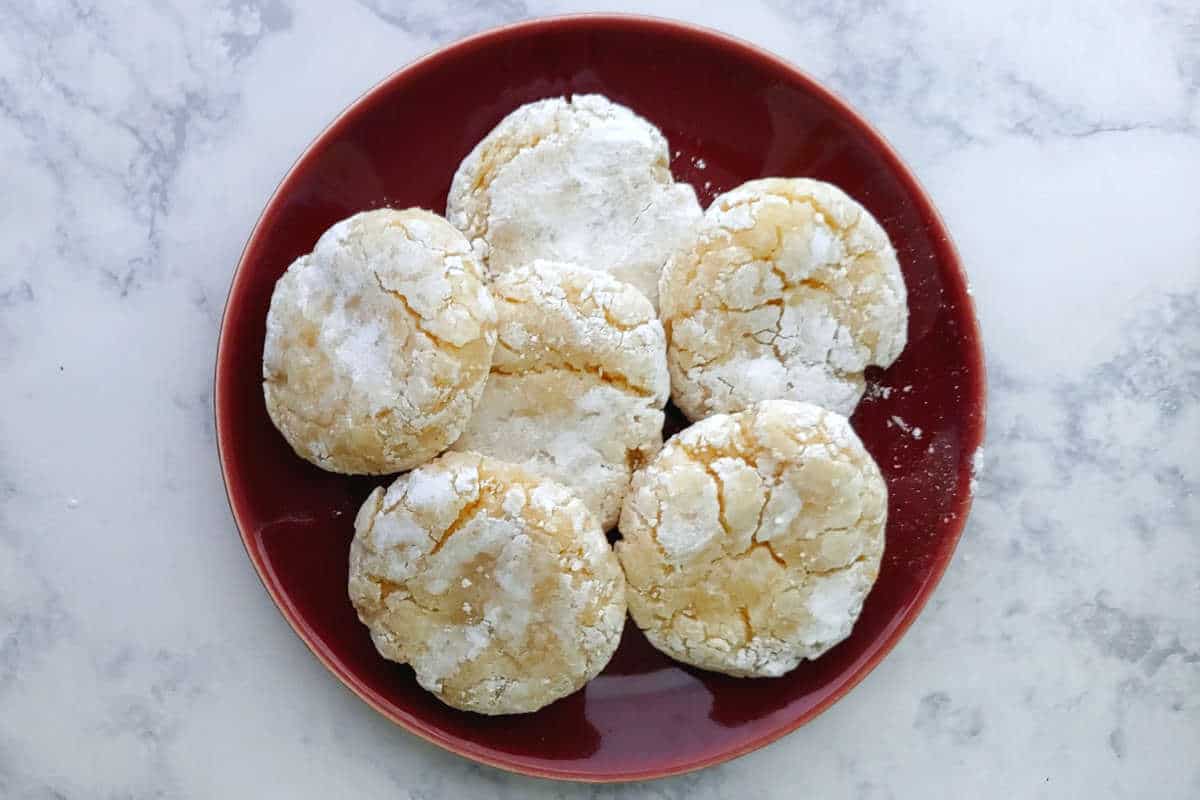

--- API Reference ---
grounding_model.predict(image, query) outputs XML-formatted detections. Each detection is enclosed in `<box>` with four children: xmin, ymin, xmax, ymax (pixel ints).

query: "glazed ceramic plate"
<box><xmin>215</xmin><ymin>15</ymin><xmax>985</xmax><ymax>782</ymax></box>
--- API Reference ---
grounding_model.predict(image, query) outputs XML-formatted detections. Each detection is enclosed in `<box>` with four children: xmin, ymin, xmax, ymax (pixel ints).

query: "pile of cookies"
<box><xmin>262</xmin><ymin>95</ymin><xmax>908</xmax><ymax>715</ymax></box>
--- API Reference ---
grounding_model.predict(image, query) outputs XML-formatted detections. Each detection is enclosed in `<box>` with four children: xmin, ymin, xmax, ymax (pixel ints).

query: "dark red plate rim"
<box><xmin>215</xmin><ymin>13</ymin><xmax>986</xmax><ymax>783</ymax></box>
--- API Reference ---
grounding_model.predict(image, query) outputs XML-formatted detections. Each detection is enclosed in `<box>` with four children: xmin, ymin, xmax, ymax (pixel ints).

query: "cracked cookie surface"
<box><xmin>616</xmin><ymin>400</ymin><xmax>887</xmax><ymax>677</ymax></box>
<box><xmin>660</xmin><ymin>178</ymin><xmax>908</xmax><ymax>420</ymax></box>
<box><xmin>446</xmin><ymin>94</ymin><xmax>701</xmax><ymax>309</ymax></box>
<box><xmin>452</xmin><ymin>260</ymin><xmax>669</xmax><ymax>530</ymax></box>
<box><xmin>348</xmin><ymin>452</ymin><xmax>626</xmax><ymax>714</ymax></box>
<box><xmin>262</xmin><ymin>208</ymin><xmax>497</xmax><ymax>474</ymax></box>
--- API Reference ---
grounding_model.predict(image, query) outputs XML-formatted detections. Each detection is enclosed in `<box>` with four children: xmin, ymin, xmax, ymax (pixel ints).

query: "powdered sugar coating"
<box><xmin>446</xmin><ymin>94</ymin><xmax>701</xmax><ymax>309</ymax></box>
<box><xmin>348</xmin><ymin>452</ymin><xmax>626</xmax><ymax>714</ymax></box>
<box><xmin>262</xmin><ymin>209</ymin><xmax>497</xmax><ymax>474</ymax></box>
<box><xmin>452</xmin><ymin>261</ymin><xmax>669</xmax><ymax>529</ymax></box>
<box><xmin>616</xmin><ymin>400</ymin><xmax>887</xmax><ymax>677</ymax></box>
<box><xmin>660</xmin><ymin>178</ymin><xmax>908</xmax><ymax>420</ymax></box>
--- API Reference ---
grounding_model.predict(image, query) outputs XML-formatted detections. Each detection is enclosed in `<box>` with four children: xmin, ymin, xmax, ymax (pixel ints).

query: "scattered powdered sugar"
<box><xmin>654</xmin><ymin>463</ymin><xmax>722</xmax><ymax>561</ymax></box>
<box><xmin>501</xmin><ymin>486</ymin><xmax>527</xmax><ymax>516</ymax></box>
<box><xmin>452</xmin><ymin>465</ymin><xmax>479</xmax><ymax>495</ymax></box>
<box><xmin>886</xmin><ymin>415</ymin><xmax>924</xmax><ymax>440</ymax></box>
<box><xmin>371</xmin><ymin>511</ymin><xmax>427</xmax><ymax>553</ymax></box>
<box><xmin>488</xmin><ymin>531</ymin><xmax>537</xmax><ymax>639</ymax></box>
<box><xmin>330</xmin><ymin>318</ymin><xmax>391</xmax><ymax>405</ymax></box>
<box><xmin>802</xmin><ymin>562</ymin><xmax>869</xmax><ymax>643</ymax></box>
<box><xmin>418</xmin><ymin>622</ymin><xmax>493</xmax><ymax>692</ymax></box>
<box><xmin>808</xmin><ymin>223</ymin><xmax>838</xmax><ymax>264</ymax></box>
<box><xmin>863</xmin><ymin>383</ymin><xmax>894</xmax><ymax>401</ymax></box>
<box><xmin>529</xmin><ymin>484</ymin><xmax>565</xmax><ymax>515</ymax></box>
<box><xmin>404</xmin><ymin>468</ymin><xmax>461</xmax><ymax>513</ymax></box>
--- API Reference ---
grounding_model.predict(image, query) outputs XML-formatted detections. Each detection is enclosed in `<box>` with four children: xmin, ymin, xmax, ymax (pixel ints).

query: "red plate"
<box><xmin>215</xmin><ymin>14</ymin><xmax>985</xmax><ymax>782</ymax></box>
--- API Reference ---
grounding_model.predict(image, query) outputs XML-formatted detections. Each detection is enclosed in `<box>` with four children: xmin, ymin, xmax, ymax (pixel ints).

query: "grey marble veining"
<box><xmin>0</xmin><ymin>1</ymin><xmax>1196</xmax><ymax>797</ymax></box>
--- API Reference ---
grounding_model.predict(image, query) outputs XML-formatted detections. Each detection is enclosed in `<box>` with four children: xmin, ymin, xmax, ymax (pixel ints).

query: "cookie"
<box><xmin>452</xmin><ymin>261</ymin><xmax>669</xmax><ymax>530</ymax></box>
<box><xmin>660</xmin><ymin>178</ymin><xmax>908</xmax><ymax>420</ymax></box>
<box><xmin>616</xmin><ymin>400</ymin><xmax>887</xmax><ymax>677</ymax></box>
<box><xmin>446</xmin><ymin>94</ymin><xmax>701</xmax><ymax>309</ymax></box>
<box><xmin>348</xmin><ymin>452</ymin><xmax>626</xmax><ymax>715</ymax></box>
<box><xmin>262</xmin><ymin>208</ymin><xmax>497</xmax><ymax>474</ymax></box>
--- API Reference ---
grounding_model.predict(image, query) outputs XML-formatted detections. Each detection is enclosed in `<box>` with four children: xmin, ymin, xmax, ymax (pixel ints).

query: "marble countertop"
<box><xmin>1</xmin><ymin>1</ymin><xmax>1197</xmax><ymax>797</ymax></box>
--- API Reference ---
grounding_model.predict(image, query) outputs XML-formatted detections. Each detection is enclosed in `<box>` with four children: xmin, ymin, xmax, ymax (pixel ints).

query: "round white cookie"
<box><xmin>348</xmin><ymin>452</ymin><xmax>626</xmax><ymax>715</ymax></box>
<box><xmin>616</xmin><ymin>400</ymin><xmax>887</xmax><ymax>677</ymax></box>
<box><xmin>446</xmin><ymin>94</ymin><xmax>701</xmax><ymax>309</ymax></box>
<box><xmin>263</xmin><ymin>208</ymin><xmax>497</xmax><ymax>474</ymax></box>
<box><xmin>660</xmin><ymin>178</ymin><xmax>908</xmax><ymax>420</ymax></box>
<box><xmin>452</xmin><ymin>261</ymin><xmax>669</xmax><ymax>530</ymax></box>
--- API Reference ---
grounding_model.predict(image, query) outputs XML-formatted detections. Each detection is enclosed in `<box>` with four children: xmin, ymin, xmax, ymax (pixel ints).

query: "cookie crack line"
<box><xmin>494</xmin><ymin>285</ymin><xmax>651</xmax><ymax>335</ymax></box>
<box><xmin>665</xmin><ymin>329</ymin><xmax>735</xmax><ymax>370</ymax></box>
<box><xmin>804</xmin><ymin>552</ymin><xmax>873</xmax><ymax>579</ymax></box>
<box><xmin>657</xmin><ymin>435</ymin><xmax>791</xmax><ymax>569</ymax></box>
<box><xmin>352</xmin><ymin>211</ymin><xmax>470</xmax><ymax>262</ymax></box>
<box><xmin>666</xmin><ymin>277</ymin><xmax>859</xmax><ymax>387</ymax></box>
<box><xmin>345</xmin><ymin>209</ymin><xmax>472</xmax><ymax>279</ymax></box>
<box><xmin>746</xmin><ymin>540</ymin><xmax>787</xmax><ymax>567</ymax></box>
<box><xmin>738</xmin><ymin>606</ymin><xmax>755</xmax><ymax>641</ymax></box>
<box><xmin>371</xmin><ymin>271</ymin><xmax>467</xmax><ymax>353</ymax></box>
<box><xmin>678</xmin><ymin>441</ymin><xmax>734</xmax><ymax>538</ymax></box>
<box><xmin>364</xmin><ymin>574</ymin><xmax>480</xmax><ymax>623</ymax></box>
<box><xmin>638</xmin><ymin>489</ymin><xmax>673</xmax><ymax>568</ymax></box>
<box><xmin>490</xmin><ymin>362</ymin><xmax>655</xmax><ymax>399</ymax></box>
<box><xmin>366</xmin><ymin>575</ymin><xmax>414</xmax><ymax>607</ymax></box>
<box><xmin>429</xmin><ymin>493</ymin><xmax>487</xmax><ymax>555</ymax></box>
<box><xmin>718</xmin><ymin>187</ymin><xmax>862</xmax><ymax>243</ymax></box>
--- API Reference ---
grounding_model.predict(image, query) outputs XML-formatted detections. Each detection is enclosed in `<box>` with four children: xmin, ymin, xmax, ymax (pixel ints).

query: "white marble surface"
<box><xmin>1</xmin><ymin>0</ymin><xmax>1197</xmax><ymax>797</ymax></box>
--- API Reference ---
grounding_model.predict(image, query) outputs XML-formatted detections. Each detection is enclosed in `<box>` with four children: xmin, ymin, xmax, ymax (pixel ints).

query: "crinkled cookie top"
<box><xmin>446</xmin><ymin>94</ymin><xmax>701</xmax><ymax>309</ymax></box>
<box><xmin>263</xmin><ymin>208</ymin><xmax>496</xmax><ymax>474</ymax></box>
<box><xmin>348</xmin><ymin>452</ymin><xmax>626</xmax><ymax>714</ymax></box>
<box><xmin>617</xmin><ymin>400</ymin><xmax>887</xmax><ymax>677</ymax></box>
<box><xmin>453</xmin><ymin>260</ymin><xmax>669</xmax><ymax>529</ymax></box>
<box><xmin>660</xmin><ymin>178</ymin><xmax>908</xmax><ymax>420</ymax></box>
